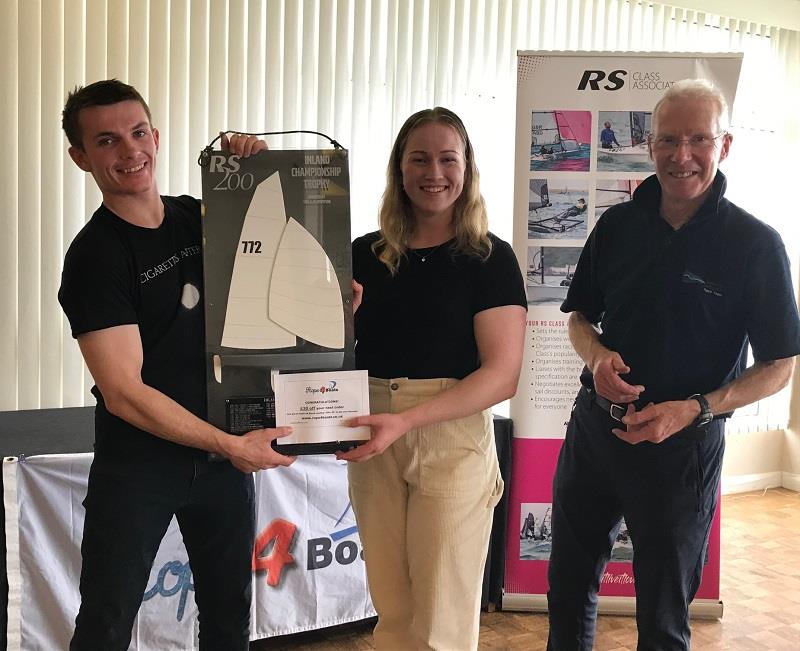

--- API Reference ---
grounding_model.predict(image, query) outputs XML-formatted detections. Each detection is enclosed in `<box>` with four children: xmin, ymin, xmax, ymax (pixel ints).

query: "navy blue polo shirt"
<box><xmin>562</xmin><ymin>171</ymin><xmax>800</xmax><ymax>407</ymax></box>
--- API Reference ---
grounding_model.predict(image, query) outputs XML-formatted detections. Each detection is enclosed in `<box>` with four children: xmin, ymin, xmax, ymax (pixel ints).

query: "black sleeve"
<box><xmin>58</xmin><ymin>226</ymin><xmax>137</xmax><ymax>338</ymax></box>
<box><xmin>742</xmin><ymin>230</ymin><xmax>800</xmax><ymax>362</ymax></box>
<box><xmin>561</xmin><ymin>218</ymin><xmax>605</xmax><ymax>323</ymax></box>
<box><xmin>167</xmin><ymin>195</ymin><xmax>202</xmax><ymax>222</ymax></box>
<box><xmin>472</xmin><ymin>236</ymin><xmax>527</xmax><ymax>314</ymax></box>
<box><xmin>352</xmin><ymin>233</ymin><xmax>373</xmax><ymax>283</ymax></box>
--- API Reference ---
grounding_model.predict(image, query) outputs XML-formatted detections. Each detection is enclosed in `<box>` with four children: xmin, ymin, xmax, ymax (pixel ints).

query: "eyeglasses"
<box><xmin>648</xmin><ymin>132</ymin><xmax>727</xmax><ymax>152</ymax></box>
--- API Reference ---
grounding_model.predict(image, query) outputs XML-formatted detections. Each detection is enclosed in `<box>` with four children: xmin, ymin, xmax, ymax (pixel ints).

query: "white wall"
<box><xmin>783</xmin><ymin>362</ymin><xmax>800</xmax><ymax>491</ymax></box>
<box><xmin>722</xmin><ymin>430</ymin><xmax>785</xmax><ymax>494</ymax></box>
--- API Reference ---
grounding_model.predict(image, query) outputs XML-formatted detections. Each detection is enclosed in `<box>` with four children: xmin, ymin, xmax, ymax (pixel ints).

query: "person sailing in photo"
<box><xmin>600</xmin><ymin>121</ymin><xmax>621</xmax><ymax>149</ymax></box>
<box><xmin>560</xmin><ymin>197</ymin><xmax>587</xmax><ymax>219</ymax></box>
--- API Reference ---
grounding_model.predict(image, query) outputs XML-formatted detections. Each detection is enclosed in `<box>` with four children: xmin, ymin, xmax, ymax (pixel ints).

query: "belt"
<box><xmin>588</xmin><ymin>389</ymin><xmax>727</xmax><ymax>441</ymax></box>
<box><xmin>591</xmin><ymin>392</ymin><xmax>629</xmax><ymax>422</ymax></box>
<box><xmin>591</xmin><ymin>390</ymin><xmax>729</xmax><ymax>421</ymax></box>
<box><xmin>591</xmin><ymin>391</ymin><xmax>702</xmax><ymax>440</ymax></box>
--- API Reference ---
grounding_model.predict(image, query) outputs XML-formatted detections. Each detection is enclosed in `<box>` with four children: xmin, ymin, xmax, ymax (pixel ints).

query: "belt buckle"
<box><xmin>609</xmin><ymin>403</ymin><xmax>626</xmax><ymax>422</ymax></box>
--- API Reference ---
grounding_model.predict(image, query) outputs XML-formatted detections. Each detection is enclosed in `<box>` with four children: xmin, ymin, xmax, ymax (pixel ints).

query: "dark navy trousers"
<box><xmin>70</xmin><ymin>450</ymin><xmax>255</xmax><ymax>651</ymax></box>
<box><xmin>547</xmin><ymin>387</ymin><xmax>724</xmax><ymax>651</ymax></box>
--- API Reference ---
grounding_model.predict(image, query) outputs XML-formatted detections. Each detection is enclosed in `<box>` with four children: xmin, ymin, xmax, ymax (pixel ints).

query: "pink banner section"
<box><xmin>504</xmin><ymin>437</ymin><xmax>721</xmax><ymax>599</ymax></box>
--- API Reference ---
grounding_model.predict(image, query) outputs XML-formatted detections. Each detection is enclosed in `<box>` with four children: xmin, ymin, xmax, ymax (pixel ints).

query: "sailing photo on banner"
<box><xmin>594</xmin><ymin>179</ymin><xmax>643</xmax><ymax>221</ymax></box>
<box><xmin>530</xmin><ymin>110</ymin><xmax>592</xmax><ymax>171</ymax></box>
<box><xmin>525</xmin><ymin>245</ymin><xmax>582</xmax><ymax>305</ymax></box>
<box><xmin>519</xmin><ymin>503</ymin><xmax>553</xmax><ymax>561</ymax></box>
<box><xmin>611</xmin><ymin>519</ymin><xmax>634</xmax><ymax>563</ymax></box>
<box><xmin>528</xmin><ymin>179</ymin><xmax>589</xmax><ymax>239</ymax></box>
<box><xmin>519</xmin><ymin>507</ymin><xmax>633</xmax><ymax>563</ymax></box>
<box><xmin>597</xmin><ymin>110</ymin><xmax>654</xmax><ymax>172</ymax></box>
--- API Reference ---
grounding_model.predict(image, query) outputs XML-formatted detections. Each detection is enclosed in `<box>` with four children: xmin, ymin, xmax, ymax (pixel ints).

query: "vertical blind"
<box><xmin>1</xmin><ymin>0</ymin><xmax>798</xmax><ymax>428</ymax></box>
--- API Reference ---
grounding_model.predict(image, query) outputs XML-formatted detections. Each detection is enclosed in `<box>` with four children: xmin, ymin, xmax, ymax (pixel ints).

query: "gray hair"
<box><xmin>652</xmin><ymin>79</ymin><xmax>730</xmax><ymax>133</ymax></box>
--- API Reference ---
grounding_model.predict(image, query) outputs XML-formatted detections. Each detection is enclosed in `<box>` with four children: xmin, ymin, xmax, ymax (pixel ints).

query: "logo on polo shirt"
<box><xmin>681</xmin><ymin>270</ymin><xmax>723</xmax><ymax>297</ymax></box>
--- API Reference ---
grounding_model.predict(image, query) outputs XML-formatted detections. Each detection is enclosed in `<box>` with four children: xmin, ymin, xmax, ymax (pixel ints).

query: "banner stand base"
<box><xmin>502</xmin><ymin>594</ymin><xmax>724</xmax><ymax>620</ymax></box>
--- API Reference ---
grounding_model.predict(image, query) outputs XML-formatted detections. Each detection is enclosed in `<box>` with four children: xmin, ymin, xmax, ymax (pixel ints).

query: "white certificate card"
<box><xmin>274</xmin><ymin>370</ymin><xmax>371</xmax><ymax>444</ymax></box>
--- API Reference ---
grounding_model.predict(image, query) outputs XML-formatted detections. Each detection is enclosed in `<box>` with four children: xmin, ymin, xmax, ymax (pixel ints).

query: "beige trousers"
<box><xmin>348</xmin><ymin>377</ymin><xmax>504</xmax><ymax>651</ymax></box>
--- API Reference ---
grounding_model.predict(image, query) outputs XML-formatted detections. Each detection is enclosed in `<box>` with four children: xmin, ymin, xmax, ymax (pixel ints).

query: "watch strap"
<box><xmin>688</xmin><ymin>393</ymin><xmax>713</xmax><ymax>426</ymax></box>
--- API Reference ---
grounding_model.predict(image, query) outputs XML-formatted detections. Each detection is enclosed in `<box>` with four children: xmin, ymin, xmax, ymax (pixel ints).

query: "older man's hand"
<box><xmin>612</xmin><ymin>399</ymin><xmax>701</xmax><ymax>444</ymax></box>
<box><xmin>591</xmin><ymin>349</ymin><xmax>644</xmax><ymax>404</ymax></box>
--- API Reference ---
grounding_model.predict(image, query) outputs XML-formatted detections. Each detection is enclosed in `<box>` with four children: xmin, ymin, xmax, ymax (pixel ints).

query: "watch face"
<box><xmin>697</xmin><ymin>412</ymin><xmax>713</xmax><ymax>426</ymax></box>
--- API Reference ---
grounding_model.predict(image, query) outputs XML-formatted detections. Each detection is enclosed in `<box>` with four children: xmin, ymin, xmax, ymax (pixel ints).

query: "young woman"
<box><xmin>339</xmin><ymin>107</ymin><xmax>526</xmax><ymax>650</ymax></box>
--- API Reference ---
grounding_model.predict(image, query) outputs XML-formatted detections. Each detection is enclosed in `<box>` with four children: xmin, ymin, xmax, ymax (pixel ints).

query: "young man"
<box><xmin>548</xmin><ymin>79</ymin><xmax>800</xmax><ymax>650</ymax></box>
<box><xmin>59</xmin><ymin>79</ymin><xmax>293</xmax><ymax>650</ymax></box>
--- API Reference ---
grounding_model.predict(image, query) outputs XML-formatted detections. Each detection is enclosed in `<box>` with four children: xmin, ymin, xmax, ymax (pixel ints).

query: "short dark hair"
<box><xmin>62</xmin><ymin>79</ymin><xmax>153</xmax><ymax>148</ymax></box>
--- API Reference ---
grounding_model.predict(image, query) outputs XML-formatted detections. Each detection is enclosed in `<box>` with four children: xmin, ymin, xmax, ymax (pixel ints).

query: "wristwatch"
<box><xmin>688</xmin><ymin>394</ymin><xmax>713</xmax><ymax>427</ymax></box>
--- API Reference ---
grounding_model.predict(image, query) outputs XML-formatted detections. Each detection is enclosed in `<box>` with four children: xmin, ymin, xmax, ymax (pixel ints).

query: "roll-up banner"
<box><xmin>506</xmin><ymin>52</ymin><xmax>742</xmax><ymax>615</ymax></box>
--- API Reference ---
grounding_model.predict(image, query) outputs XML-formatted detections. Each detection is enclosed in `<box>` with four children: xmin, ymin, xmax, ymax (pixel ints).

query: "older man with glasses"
<box><xmin>546</xmin><ymin>79</ymin><xmax>800</xmax><ymax>650</ymax></box>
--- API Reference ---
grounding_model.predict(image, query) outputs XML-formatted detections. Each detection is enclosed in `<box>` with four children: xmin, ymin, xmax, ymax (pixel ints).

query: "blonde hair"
<box><xmin>652</xmin><ymin>78</ymin><xmax>730</xmax><ymax>134</ymax></box>
<box><xmin>374</xmin><ymin>107</ymin><xmax>491</xmax><ymax>275</ymax></box>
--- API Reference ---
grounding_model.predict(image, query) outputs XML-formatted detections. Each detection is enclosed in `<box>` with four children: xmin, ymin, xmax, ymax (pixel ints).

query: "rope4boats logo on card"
<box><xmin>305</xmin><ymin>380</ymin><xmax>339</xmax><ymax>394</ymax></box>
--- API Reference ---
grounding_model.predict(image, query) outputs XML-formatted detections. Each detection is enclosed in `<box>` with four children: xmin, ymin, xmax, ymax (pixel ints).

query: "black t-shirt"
<box><xmin>353</xmin><ymin>232</ymin><xmax>527</xmax><ymax>379</ymax></box>
<box><xmin>58</xmin><ymin>195</ymin><xmax>206</xmax><ymax>460</ymax></box>
<box><xmin>562</xmin><ymin>171</ymin><xmax>800</xmax><ymax>406</ymax></box>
